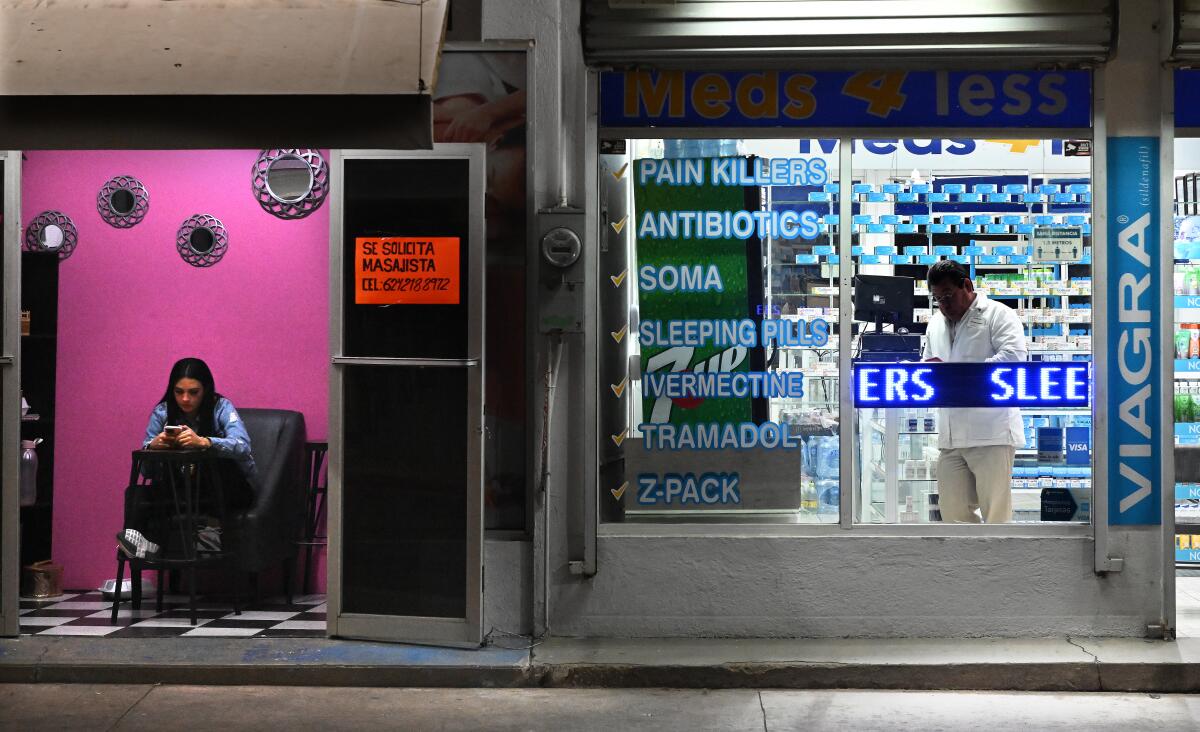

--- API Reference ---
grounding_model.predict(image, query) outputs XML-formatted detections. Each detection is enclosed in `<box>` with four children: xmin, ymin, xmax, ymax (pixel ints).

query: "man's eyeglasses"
<box><xmin>929</xmin><ymin>277</ymin><xmax>967</xmax><ymax>304</ymax></box>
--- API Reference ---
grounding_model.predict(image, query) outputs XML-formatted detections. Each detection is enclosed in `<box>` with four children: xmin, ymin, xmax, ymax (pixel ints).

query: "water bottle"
<box><xmin>19</xmin><ymin>438</ymin><xmax>42</xmax><ymax>507</ymax></box>
<box><xmin>817</xmin><ymin>479</ymin><xmax>840</xmax><ymax>514</ymax></box>
<box><xmin>801</xmin><ymin>478</ymin><xmax>818</xmax><ymax>512</ymax></box>
<box><xmin>813</xmin><ymin>436</ymin><xmax>840</xmax><ymax>480</ymax></box>
<box><xmin>800</xmin><ymin>437</ymin><xmax>818</xmax><ymax>512</ymax></box>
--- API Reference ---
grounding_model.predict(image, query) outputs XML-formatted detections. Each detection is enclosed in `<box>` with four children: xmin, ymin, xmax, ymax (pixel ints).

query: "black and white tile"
<box><xmin>20</xmin><ymin>591</ymin><xmax>326</xmax><ymax>638</ymax></box>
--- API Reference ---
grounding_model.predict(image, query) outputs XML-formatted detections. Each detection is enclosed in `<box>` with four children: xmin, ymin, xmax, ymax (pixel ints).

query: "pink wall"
<box><xmin>22</xmin><ymin>150</ymin><xmax>329</xmax><ymax>591</ymax></box>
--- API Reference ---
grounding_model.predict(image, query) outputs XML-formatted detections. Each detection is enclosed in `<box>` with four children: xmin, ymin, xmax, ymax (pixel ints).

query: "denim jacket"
<box><xmin>143</xmin><ymin>397</ymin><xmax>257</xmax><ymax>481</ymax></box>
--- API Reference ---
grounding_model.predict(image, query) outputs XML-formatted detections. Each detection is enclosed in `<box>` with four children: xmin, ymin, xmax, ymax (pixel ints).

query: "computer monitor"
<box><xmin>853</xmin><ymin>274</ymin><xmax>915</xmax><ymax>333</ymax></box>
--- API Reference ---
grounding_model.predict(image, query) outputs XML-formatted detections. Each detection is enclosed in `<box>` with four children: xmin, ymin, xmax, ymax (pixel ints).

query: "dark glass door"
<box><xmin>328</xmin><ymin>148</ymin><xmax>485</xmax><ymax>646</ymax></box>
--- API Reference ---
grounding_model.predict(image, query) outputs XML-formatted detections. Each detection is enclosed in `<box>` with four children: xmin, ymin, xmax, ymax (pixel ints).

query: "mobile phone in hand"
<box><xmin>164</xmin><ymin>425</ymin><xmax>183</xmax><ymax>438</ymax></box>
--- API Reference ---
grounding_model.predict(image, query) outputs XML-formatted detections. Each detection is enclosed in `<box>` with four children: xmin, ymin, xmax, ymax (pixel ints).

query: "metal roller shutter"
<box><xmin>1177</xmin><ymin>0</ymin><xmax>1200</xmax><ymax>59</ymax></box>
<box><xmin>583</xmin><ymin>0</ymin><xmax>1115</xmax><ymax>65</ymax></box>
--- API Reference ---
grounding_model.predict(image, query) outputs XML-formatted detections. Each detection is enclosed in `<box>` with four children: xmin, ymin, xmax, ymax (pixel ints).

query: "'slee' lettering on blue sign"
<box><xmin>852</xmin><ymin>363</ymin><xmax>1090</xmax><ymax>408</ymax></box>
<box><xmin>600</xmin><ymin>70</ymin><xmax>1091</xmax><ymax>128</ymax></box>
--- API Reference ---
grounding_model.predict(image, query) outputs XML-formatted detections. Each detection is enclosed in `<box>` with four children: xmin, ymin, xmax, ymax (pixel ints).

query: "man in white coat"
<box><xmin>922</xmin><ymin>260</ymin><xmax>1027</xmax><ymax>523</ymax></box>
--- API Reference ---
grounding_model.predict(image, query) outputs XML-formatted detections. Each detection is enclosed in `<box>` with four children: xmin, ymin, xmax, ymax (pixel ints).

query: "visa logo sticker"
<box><xmin>1066</xmin><ymin>426</ymin><xmax>1090</xmax><ymax>465</ymax></box>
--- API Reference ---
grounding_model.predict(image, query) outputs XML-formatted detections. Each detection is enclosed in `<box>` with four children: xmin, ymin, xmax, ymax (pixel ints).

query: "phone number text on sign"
<box><xmin>354</xmin><ymin>237</ymin><xmax>460</xmax><ymax>305</ymax></box>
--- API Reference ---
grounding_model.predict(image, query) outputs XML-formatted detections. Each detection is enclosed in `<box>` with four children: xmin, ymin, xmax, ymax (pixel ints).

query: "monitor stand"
<box><xmin>861</xmin><ymin>314</ymin><xmax>921</xmax><ymax>361</ymax></box>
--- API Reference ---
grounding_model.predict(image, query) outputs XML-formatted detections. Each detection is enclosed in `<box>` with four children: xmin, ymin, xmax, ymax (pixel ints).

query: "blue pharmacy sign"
<box><xmin>600</xmin><ymin>70</ymin><xmax>1091</xmax><ymax>128</ymax></box>
<box><xmin>852</xmin><ymin>362</ymin><xmax>1091</xmax><ymax>409</ymax></box>
<box><xmin>1106</xmin><ymin>137</ymin><xmax>1161</xmax><ymax>526</ymax></box>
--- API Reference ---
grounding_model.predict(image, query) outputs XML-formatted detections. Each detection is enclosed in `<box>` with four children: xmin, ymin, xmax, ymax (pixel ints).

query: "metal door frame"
<box><xmin>327</xmin><ymin>145</ymin><xmax>486</xmax><ymax>647</ymax></box>
<box><xmin>1</xmin><ymin>151</ymin><xmax>21</xmax><ymax>637</ymax></box>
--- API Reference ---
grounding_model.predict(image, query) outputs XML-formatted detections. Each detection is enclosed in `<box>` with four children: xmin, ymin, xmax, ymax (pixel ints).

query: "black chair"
<box><xmin>296</xmin><ymin>441</ymin><xmax>328</xmax><ymax>595</ymax></box>
<box><xmin>226</xmin><ymin>408</ymin><xmax>308</xmax><ymax>602</ymax></box>
<box><xmin>112</xmin><ymin>449</ymin><xmax>242</xmax><ymax>625</ymax></box>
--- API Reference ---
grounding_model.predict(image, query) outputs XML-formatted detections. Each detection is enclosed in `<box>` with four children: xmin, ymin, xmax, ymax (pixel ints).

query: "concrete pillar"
<box><xmin>1099</xmin><ymin>0</ymin><xmax>1174</xmax><ymax>636</ymax></box>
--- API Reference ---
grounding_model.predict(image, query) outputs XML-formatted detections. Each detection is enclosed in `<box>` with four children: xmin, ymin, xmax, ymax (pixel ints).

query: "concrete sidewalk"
<box><xmin>5</xmin><ymin>685</ymin><xmax>1200</xmax><ymax>731</ymax></box>
<box><xmin>3</xmin><ymin>635</ymin><xmax>1200</xmax><ymax>692</ymax></box>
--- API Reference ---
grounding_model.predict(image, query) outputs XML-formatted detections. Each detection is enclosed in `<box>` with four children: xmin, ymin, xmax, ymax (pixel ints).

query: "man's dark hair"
<box><xmin>927</xmin><ymin>259</ymin><xmax>969</xmax><ymax>288</ymax></box>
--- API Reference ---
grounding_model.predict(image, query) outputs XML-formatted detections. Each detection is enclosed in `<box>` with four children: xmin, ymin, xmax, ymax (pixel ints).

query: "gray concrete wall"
<box><xmin>551</xmin><ymin>533</ymin><xmax>1161</xmax><ymax>638</ymax></box>
<box><xmin>485</xmin><ymin>539</ymin><xmax>533</xmax><ymax>636</ymax></box>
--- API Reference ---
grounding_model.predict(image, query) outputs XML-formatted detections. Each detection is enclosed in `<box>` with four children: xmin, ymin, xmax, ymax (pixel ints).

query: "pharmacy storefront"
<box><xmin>549</xmin><ymin>63</ymin><xmax>1175</xmax><ymax>639</ymax></box>
<box><xmin>1169</xmin><ymin>67</ymin><xmax>1200</xmax><ymax>566</ymax></box>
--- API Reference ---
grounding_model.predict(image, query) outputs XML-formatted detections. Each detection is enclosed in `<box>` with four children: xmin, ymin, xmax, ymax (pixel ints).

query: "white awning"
<box><xmin>0</xmin><ymin>0</ymin><xmax>448</xmax><ymax>95</ymax></box>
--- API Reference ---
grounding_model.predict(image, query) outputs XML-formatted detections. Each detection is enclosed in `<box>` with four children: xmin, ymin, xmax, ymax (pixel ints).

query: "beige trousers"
<box><xmin>936</xmin><ymin>445</ymin><xmax>1016</xmax><ymax>523</ymax></box>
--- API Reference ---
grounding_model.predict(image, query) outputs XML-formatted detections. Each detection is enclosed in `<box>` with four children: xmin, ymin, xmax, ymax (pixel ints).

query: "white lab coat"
<box><xmin>921</xmin><ymin>293</ymin><xmax>1027</xmax><ymax>449</ymax></box>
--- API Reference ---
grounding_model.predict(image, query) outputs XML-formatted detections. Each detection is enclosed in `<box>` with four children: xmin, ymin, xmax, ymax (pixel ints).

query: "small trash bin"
<box><xmin>21</xmin><ymin>560</ymin><xmax>64</xmax><ymax>598</ymax></box>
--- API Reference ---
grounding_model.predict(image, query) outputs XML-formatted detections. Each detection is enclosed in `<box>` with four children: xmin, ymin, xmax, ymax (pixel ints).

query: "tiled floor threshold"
<box><xmin>19</xmin><ymin>590</ymin><xmax>326</xmax><ymax>638</ymax></box>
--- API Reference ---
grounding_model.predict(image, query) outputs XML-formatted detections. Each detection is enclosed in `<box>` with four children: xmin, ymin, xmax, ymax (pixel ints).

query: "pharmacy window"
<box><xmin>597</xmin><ymin>136</ymin><xmax>1094</xmax><ymax>525</ymax></box>
<box><xmin>598</xmin><ymin>138</ymin><xmax>843</xmax><ymax>523</ymax></box>
<box><xmin>849</xmin><ymin>138</ymin><xmax>1093</xmax><ymax>525</ymax></box>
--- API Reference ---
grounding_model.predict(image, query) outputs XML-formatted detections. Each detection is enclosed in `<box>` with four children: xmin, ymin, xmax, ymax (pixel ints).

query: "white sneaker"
<box><xmin>116</xmin><ymin>529</ymin><xmax>160</xmax><ymax>559</ymax></box>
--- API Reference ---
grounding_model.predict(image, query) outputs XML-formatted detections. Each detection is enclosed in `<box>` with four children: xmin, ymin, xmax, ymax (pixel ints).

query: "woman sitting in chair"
<box><xmin>117</xmin><ymin>357</ymin><xmax>255</xmax><ymax>559</ymax></box>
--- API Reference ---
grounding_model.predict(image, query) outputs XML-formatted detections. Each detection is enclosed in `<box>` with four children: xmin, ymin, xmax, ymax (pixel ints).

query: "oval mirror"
<box><xmin>265</xmin><ymin>154</ymin><xmax>314</xmax><ymax>204</ymax></box>
<box><xmin>39</xmin><ymin>224</ymin><xmax>65</xmax><ymax>250</ymax></box>
<box><xmin>189</xmin><ymin>227</ymin><xmax>216</xmax><ymax>254</ymax></box>
<box><xmin>109</xmin><ymin>189</ymin><xmax>136</xmax><ymax>216</ymax></box>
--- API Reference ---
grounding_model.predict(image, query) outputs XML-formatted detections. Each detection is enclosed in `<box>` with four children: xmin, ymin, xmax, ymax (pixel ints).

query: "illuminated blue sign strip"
<box><xmin>853</xmin><ymin>363</ymin><xmax>1091</xmax><ymax>408</ymax></box>
<box><xmin>600</xmin><ymin>70</ymin><xmax>1091</xmax><ymax>129</ymax></box>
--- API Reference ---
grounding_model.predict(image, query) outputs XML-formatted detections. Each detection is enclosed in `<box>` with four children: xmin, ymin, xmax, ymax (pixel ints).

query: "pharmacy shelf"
<box><xmin>868</xmin><ymin>421</ymin><xmax>938</xmax><ymax>436</ymax></box>
<box><xmin>1176</xmin><ymin>515</ymin><xmax>1200</xmax><ymax>530</ymax></box>
<box><xmin>984</xmin><ymin>290</ymin><xmax>1092</xmax><ymax>298</ymax></box>
<box><xmin>973</xmin><ymin>263</ymin><xmax>1089</xmax><ymax>270</ymax></box>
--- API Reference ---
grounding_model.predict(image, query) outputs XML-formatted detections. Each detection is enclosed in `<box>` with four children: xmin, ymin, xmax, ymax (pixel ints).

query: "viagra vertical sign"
<box><xmin>1106</xmin><ymin>138</ymin><xmax>1161</xmax><ymax>526</ymax></box>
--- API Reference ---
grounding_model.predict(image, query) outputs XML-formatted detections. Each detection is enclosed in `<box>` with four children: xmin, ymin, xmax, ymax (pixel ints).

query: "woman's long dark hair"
<box><xmin>158</xmin><ymin>357</ymin><xmax>222</xmax><ymax>436</ymax></box>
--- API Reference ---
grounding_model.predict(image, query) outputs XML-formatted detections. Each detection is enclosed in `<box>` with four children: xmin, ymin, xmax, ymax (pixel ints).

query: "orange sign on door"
<box><xmin>354</xmin><ymin>237</ymin><xmax>461</xmax><ymax>305</ymax></box>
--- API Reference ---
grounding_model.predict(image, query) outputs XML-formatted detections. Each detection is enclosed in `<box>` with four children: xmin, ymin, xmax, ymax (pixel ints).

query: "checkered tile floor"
<box><xmin>19</xmin><ymin>590</ymin><xmax>326</xmax><ymax>638</ymax></box>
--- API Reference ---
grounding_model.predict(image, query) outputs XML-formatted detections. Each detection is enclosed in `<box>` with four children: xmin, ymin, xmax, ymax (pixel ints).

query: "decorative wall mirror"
<box><xmin>97</xmin><ymin>175</ymin><xmax>150</xmax><ymax>228</ymax></box>
<box><xmin>252</xmin><ymin>148</ymin><xmax>328</xmax><ymax>219</ymax></box>
<box><xmin>24</xmin><ymin>211</ymin><xmax>79</xmax><ymax>260</ymax></box>
<box><xmin>175</xmin><ymin>214</ymin><xmax>228</xmax><ymax>267</ymax></box>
